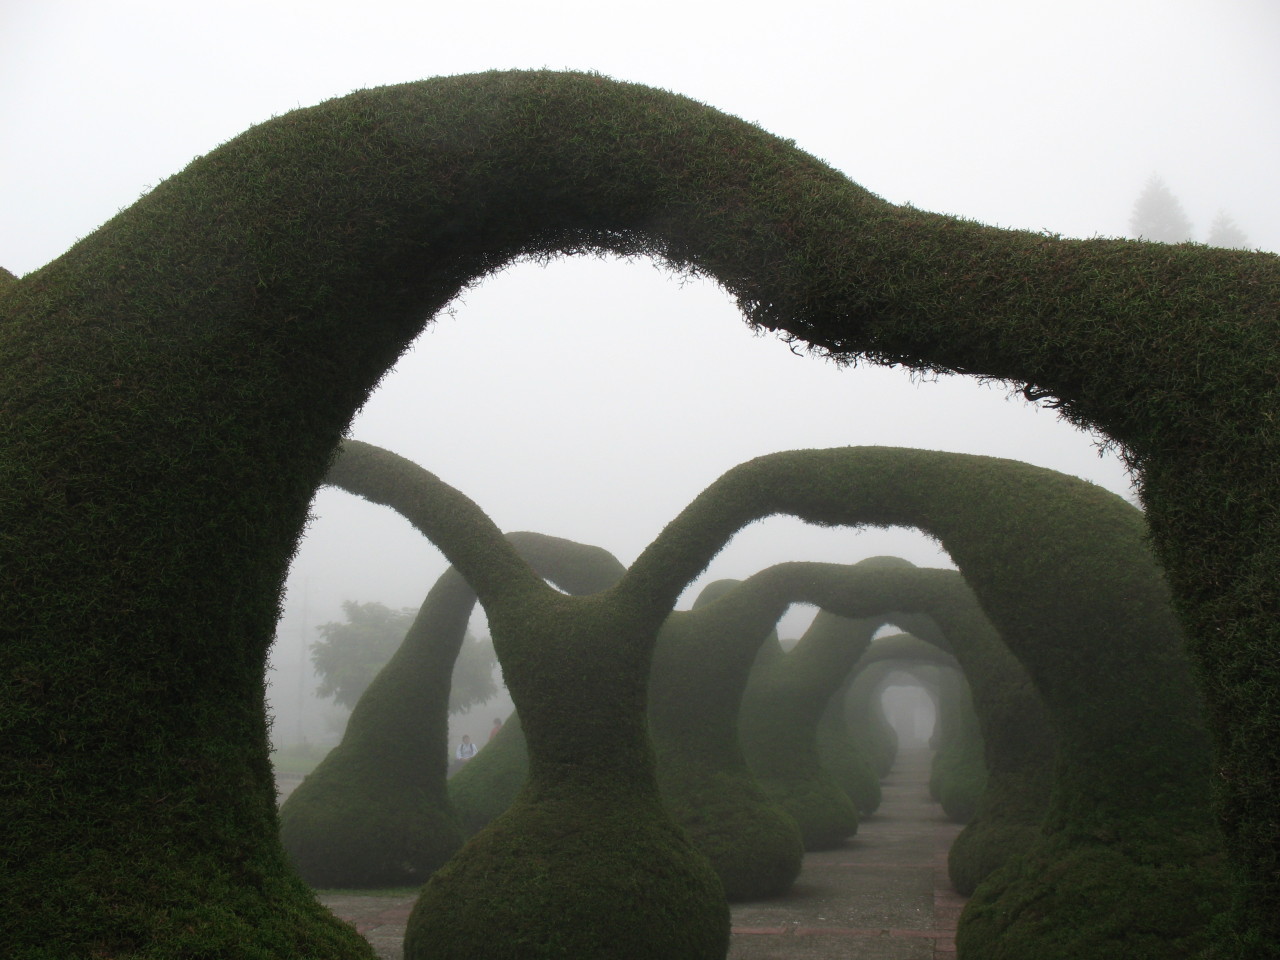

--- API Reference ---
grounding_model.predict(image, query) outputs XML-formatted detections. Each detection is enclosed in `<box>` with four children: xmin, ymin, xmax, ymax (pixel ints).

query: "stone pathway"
<box><xmin>726</xmin><ymin>749</ymin><xmax>964</xmax><ymax>959</ymax></box>
<box><xmin>314</xmin><ymin>748</ymin><xmax>965</xmax><ymax>959</ymax></box>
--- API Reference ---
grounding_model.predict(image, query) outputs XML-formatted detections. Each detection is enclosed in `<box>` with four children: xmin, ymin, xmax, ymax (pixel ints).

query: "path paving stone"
<box><xmin>313</xmin><ymin>748</ymin><xmax>965</xmax><ymax>958</ymax></box>
<box><xmin>727</xmin><ymin>749</ymin><xmax>964</xmax><ymax>959</ymax></box>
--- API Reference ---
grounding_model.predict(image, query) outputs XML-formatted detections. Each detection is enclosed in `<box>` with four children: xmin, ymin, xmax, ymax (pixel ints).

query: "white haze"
<box><xmin>3</xmin><ymin>0</ymin><xmax>1275</xmax><ymax>745</ymax></box>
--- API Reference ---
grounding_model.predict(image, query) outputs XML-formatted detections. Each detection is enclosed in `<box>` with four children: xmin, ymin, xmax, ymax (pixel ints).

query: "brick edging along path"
<box><xmin>313</xmin><ymin>748</ymin><xmax>968</xmax><ymax>959</ymax></box>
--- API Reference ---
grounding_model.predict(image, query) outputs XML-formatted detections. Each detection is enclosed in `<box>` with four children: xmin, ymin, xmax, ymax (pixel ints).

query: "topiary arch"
<box><xmin>324</xmin><ymin>438</ymin><xmax>1220</xmax><ymax>958</ymax></box>
<box><xmin>278</xmin><ymin>529</ymin><xmax>624</xmax><ymax>888</ymax></box>
<box><xmin>2</xmin><ymin>70</ymin><xmax>1277</xmax><ymax>957</ymax></box>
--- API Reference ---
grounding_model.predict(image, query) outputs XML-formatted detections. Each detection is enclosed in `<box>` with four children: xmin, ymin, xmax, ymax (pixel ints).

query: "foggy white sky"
<box><xmin>4</xmin><ymin>0</ymin><xmax>1276</xmax><ymax>742</ymax></box>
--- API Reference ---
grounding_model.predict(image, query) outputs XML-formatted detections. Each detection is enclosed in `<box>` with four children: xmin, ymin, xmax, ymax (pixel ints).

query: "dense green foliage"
<box><xmin>738</xmin><ymin>607</ymin><xmax>885</xmax><ymax>850</ymax></box>
<box><xmin>648</xmin><ymin>579</ymin><xmax>805</xmax><ymax>901</ymax></box>
<box><xmin>815</xmin><ymin>675</ymin><xmax>883</xmax><ymax>816</ymax></box>
<box><xmin>280</xmin><ymin>519</ymin><xmax>622</xmax><ymax>887</ymax></box>
<box><xmin>844</xmin><ymin>662</ymin><xmax>901</xmax><ymax>777</ymax></box>
<box><xmin>448</xmin><ymin>711</ymin><xmax>530</xmax><ymax>836</ymax></box>
<box><xmin>650</xmin><ymin>450</ymin><xmax>1227</xmax><ymax>957</ymax></box>
<box><xmin>857</xmin><ymin>580</ymin><xmax>1056</xmax><ymax>894</ymax></box>
<box><xmin>929</xmin><ymin>667</ymin><xmax>988</xmax><ymax>823</ymax></box>
<box><xmin>2</xmin><ymin>70</ymin><xmax>1276</xmax><ymax>956</ymax></box>
<box><xmin>816</xmin><ymin>565</ymin><xmax>1055</xmax><ymax>894</ymax></box>
<box><xmin>279</xmin><ymin>444</ymin><xmax>628</xmax><ymax>895</ymax></box>
<box><xmin>321</xmin><ymin>441</ymin><xmax>730</xmax><ymax>958</ymax></box>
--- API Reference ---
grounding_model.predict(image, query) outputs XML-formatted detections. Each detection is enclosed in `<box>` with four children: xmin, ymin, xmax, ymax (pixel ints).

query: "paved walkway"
<box><xmin>313</xmin><ymin>748</ymin><xmax>965</xmax><ymax>959</ymax></box>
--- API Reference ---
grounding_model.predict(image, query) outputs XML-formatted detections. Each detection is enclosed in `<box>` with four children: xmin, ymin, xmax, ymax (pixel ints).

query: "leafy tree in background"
<box><xmin>1130</xmin><ymin>174</ymin><xmax>1194</xmax><ymax>242</ymax></box>
<box><xmin>1208</xmin><ymin>210</ymin><xmax>1251</xmax><ymax>249</ymax></box>
<box><xmin>312</xmin><ymin>600</ymin><xmax>497</xmax><ymax>713</ymax></box>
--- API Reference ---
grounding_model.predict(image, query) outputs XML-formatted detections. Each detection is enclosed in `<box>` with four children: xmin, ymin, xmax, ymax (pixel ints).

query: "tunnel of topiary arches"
<box><xmin>297</xmin><ymin>437</ymin><xmax>1119</xmax><ymax>916</ymax></box>
<box><xmin>838</xmin><ymin>583</ymin><xmax>1057</xmax><ymax>895</ymax></box>
<box><xmin>315</xmin><ymin>438</ymin><xmax>1220</xmax><ymax>959</ymax></box>
<box><xmin>733</xmin><ymin>561</ymin><xmax>1039</xmax><ymax>862</ymax></box>
<box><xmin>854</xmin><ymin>636</ymin><xmax>989</xmax><ymax>825</ymax></box>
<box><xmin>737</xmin><ymin>608</ymin><xmax>881</xmax><ymax>850</ymax></box>
<box><xmin>2</xmin><ymin>70</ymin><xmax>1277</xmax><ymax>957</ymax></box>
<box><xmin>815</xmin><ymin>672</ymin><xmax>884</xmax><ymax>817</ymax></box>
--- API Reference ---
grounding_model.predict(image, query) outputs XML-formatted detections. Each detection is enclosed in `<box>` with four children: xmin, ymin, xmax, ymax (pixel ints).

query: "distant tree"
<box><xmin>1207</xmin><ymin>210</ymin><xmax>1250</xmax><ymax>249</ymax></box>
<box><xmin>1129</xmin><ymin>174</ymin><xmax>1193</xmax><ymax>243</ymax></box>
<box><xmin>311</xmin><ymin>600</ymin><xmax>497</xmax><ymax>712</ymax></box>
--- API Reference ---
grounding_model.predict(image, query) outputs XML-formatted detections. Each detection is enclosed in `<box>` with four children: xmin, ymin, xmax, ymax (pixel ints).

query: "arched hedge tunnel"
<box><xmin>300</xmin><ymin>437</ymin><xmax>1221</xmax><ymax>959</ymax></box>
<box><xmin>2</xmin><ymin>69</ymin><xmax>1277</xmax><ymax>957</ymax></box>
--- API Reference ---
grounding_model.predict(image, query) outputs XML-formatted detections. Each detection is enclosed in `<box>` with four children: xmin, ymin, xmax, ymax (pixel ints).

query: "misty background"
<box><xmin>3</xmin><ymin>0</ymin><xmax>1275</xmax><ymax>751</ymax></box>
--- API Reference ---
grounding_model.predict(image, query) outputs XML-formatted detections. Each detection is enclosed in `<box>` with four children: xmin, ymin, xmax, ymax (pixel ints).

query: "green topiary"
<box><xmin>816</xmin><ymin>672</ymin><xmax>883</xmax><ymax>816</ymax></box>
<box><xmin>279</xmin><ymin>524</ymin><xmax>623</xmax><ymax>888</ymax></box>
<box><xmin>448</xmin><ymin>711</ymin><xmax>530</xmax><ymax>837</ymax></box>
<box><xmin>4</xmin><ymin>70</ymin><xmax>1276</xmax><ymax>956</ymax></box>
<box><xmin>793</xmin><ymin>562</ymin><xmax>1054</xmax><ymax>893</ymax></box>
<box><xmin>857</xmin><ymin>594</ymin><xmax>1056</xmax><ymax>896</ymax></box>
<box><xmin>738</xmin><ymin>609</ymin><xmax>886</xmax><ymax>850</ymax></box>
<box><xmin>931</xmin><ymin>668</ymin><xmax>988</xmax><ymax>823</ymax></box>
<box><xmin>654</xmin><ymin>451</ymin><xmax>1227</xmax><ymax>958</ymax></box>
<box><xmin>648</xmin><ymin>579</ymin><xmax>805</xmax><ymax>901</ymax></box>
<box><xmin>846</xmin><ymin>661</ymin><xmax>901</xmax><ymax>777</ymax></box>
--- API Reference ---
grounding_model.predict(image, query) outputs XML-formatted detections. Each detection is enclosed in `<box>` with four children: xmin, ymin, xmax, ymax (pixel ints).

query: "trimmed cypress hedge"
<box><xmin>278</xmin><ymin>523</ymin><xmax>624</xmax><ymax>888</ymax></box>
<box><xmin>815</xmin><ymin>673</ymin><xmax>884</xmax><ymax>816</ymax></box>
<box><xmin>448</xmin><ymin>710</ymin><xmax>530</xmax><ymax>837</ymax></box>
<box><xmin>648</xmin><ymin>580</ymin><xmax>805</xmax><ymax>901</ymax></box>
<box><xmin>739</xmin><ymin>610</ymin><xmax>877</xmax><ymax>850</ymax></box>
<box><xmin>840</xmin><ymin>570</ymin><xmax>1057</xmax><ymax>894</ymax></box>
<box><xmin>3</xmin><ymin>70</ymin><xmax>1276</xmax><ymax>956</ymax></box>
<box><xmin>643</xmin><ymin>451</ymin><xmax>1226</xmax><ymax>958</ymax></box>
<box><xmin>929</xmin><ymin>665</ymin><xmax>988</xmax><ymax>823</ymax></box>
<box><xmin>279</xmin><ymin>445</ymin><xmax>624</xmax><ymax>888</ymax></box>
<box><xmin>846</xmin><ymin>661</ymin><xmax>901</xmax><ymax>777</ymax></box>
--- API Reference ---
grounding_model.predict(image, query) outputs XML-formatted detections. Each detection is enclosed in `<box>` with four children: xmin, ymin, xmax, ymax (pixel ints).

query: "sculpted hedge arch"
<box><xmin>318</xmin><ymin>439</ymin><xmax>1219</xmax><ymax>959</ymax></box>
<box><xmin>279</xmin><ymin>529</ymin><xmax>624</xmax><ymax>888</ymax></box>
<box><xmin>1</xmin><ymin>69</ymin><xmax>1277</xmax><ymax>956</ymax></box>
<box><xmin>843</xmin><ymin>658</ymin><xmax>901</xmax><ymax>776</ymax></box>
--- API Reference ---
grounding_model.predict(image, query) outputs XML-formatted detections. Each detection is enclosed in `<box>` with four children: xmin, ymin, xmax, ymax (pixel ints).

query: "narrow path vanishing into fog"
<box><xmin>306</xmin><ymin>748</ymin><xmax>965</xmax><ymax>959</ymax></box>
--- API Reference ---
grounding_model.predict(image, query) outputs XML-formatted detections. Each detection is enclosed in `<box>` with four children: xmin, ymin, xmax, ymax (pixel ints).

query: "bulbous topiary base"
<box><xmin>937</xmin><ymin>759</ymin><xmax>987</xmax><ymax>824</ymax></box>
<box><xmin>759</xmin><ymin>774</ymin><xmax>858</xmax><ymax>851</ymax></box>
<box><xmin>947</xmin><ymin>820</ymin><xmax>1040</xmax><ymax>896</ymax></box>
<box><xmin>958</xmin><ymin>831</ymin><xmax>1230</xmax><ymax>960</ymax></box>
<box><xmin>404</xmin><ymin>789</ymin><xmax>729</xmax><ymax>960</ymax></box>
<box><xmin>947</xmin><ymin>766</ymin><xmax>1052</xmax><ymax>896</ymax></box>
<box><xmin>660</xmin><ymin>765</ymin><xmax>804</xmax><ymax>901</ymax></box>
<box><xmin>280</xmin><ymin>770</ymin><xmax>463</xmax><ymax>888</ymax></box>
<box><xmin>819</xmin><ymin>738</ymin><xmax>883</xmax><ymax>817</ymax></box>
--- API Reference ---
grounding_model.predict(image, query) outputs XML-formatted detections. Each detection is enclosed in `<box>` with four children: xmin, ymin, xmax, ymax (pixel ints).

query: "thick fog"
<box><xmin>4</xmin><ymin>0</ymin><xmax>1275</xmax><ymax>747</ymax></box>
